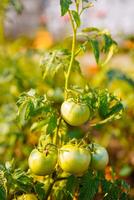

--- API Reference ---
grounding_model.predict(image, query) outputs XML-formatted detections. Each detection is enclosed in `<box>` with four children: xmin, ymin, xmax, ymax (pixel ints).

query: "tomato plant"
<box><xmin>59</xmin><ymin>144</ymin><xmax>91</xmax><ymax>176</ymax></box>
<box><xmin>0</xmin><ymin>0</ymin><xmax>132</xmax><ymax>200</ymax></box>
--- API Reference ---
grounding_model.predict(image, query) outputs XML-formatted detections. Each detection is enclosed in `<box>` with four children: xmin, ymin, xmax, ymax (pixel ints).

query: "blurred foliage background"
<box><xmin>0</xmin><ymin>0</ymin><xmax>134</xmax><ymax>198</ymax></box>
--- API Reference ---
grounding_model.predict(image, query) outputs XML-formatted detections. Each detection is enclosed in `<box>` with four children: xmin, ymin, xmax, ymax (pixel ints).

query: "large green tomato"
<box><xmin>61</xmin><ymin>100</ymin><xmax>90</xmax><ymax>126</ymax></box>
<box><xmin>28</xmin><ymin>145</ymin><xmax>58</xmax><ymax>176</ymax></box>
<box><xmin>58</xmin><ymin>144</ymin><xmax>91</xmax><ymax>176</ymax></box>
<box><xmin>90</xmin><ymin>143</ymin><xmax>109</xmax><ymax>170</ymax></box>
<box><xmin>14</xmin><ymin>194</ymin><xmax>37</xmax><ymax>200</ymax></box>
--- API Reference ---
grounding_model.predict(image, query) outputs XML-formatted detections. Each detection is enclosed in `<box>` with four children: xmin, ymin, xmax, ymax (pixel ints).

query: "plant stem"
<box><xmin>64</xmin><ymin>10</ymin><xmax>77</xmax><ymax>100</ymax></box>
<box><xmin>44</xmin><ymin>180</ymin><xmax>55</xmax><ymax>200</ymax></box>
<box><xmin>44</xmin><ymin>177</ymin><xmax>68</xmax><ymax>200</ymax></box>
<box><xmin>53</xmin><ymin>116</ymin><xmax>62</xmax><ymax>145</ymax></box>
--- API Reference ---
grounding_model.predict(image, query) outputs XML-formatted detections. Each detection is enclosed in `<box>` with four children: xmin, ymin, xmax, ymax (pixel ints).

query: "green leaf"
<box><xmin>108</xmin><ymin>102</ymin><xmax>123</xmax><ymax>117</ymax></box>
<box><xmin>46</xmin><ymin>114</ymin><xmax>57</xmax><ymax>135</ymax></box>
<box><xmin>0</xmin><ymin>185</ymin><xmax>6</xmax><ymax>200</ymax></box>
<box><xmin>79</xmin><ymin>171</ymin><xmax>99</xmax><ymax>200</ymax></box>
<box><xmin>34</xmin><ymin>182</ymin><xmax>46</xmax><ymax>200</ymax></box>
<box><xmin>65</xmin><ymin>175</ymin><xmax>78</xmax><ymax>200</ymax></box>
<box><xmin>0</xmin><ymin>169</ymin><xmax>7</xmax><ymax>200</ymax></box>
<box><xmin>115</xmin><ymin>179</ymin><xmax>130</xmax><ymax>192</ymax></box>
<box><xmin>71</xmin><ymin>10</ymin><xmax>81</xmax><ymax>27</ymax></box>
<box><xmin>103</xmin><ymin>34</ymin><xmax>115</xmax><ymax>53</ymax></box>
<box><xmin>107</xmin><ymin>69</ymin><xmax>134</xmax><ymax>88</ymax></box>
<box><xmin>102</xmin><ymin>43</ymin><xmax>117</xmax><ymax>66</ymax></box>
<box><xmin>60</xmin><ymin>0</ymin><xmax>72</xmax><ymax>16</ymax></box>
<box><xmin>119</xmin><ymin>192</ymin><xmax>129</xmax><ymax>200</ymax></box>
<box><xmin>101</xmin><ymin>179</ymin><xmax>130</xmax><ymax>200</ymax></box>
<box><xmin>98</xmin><ymin>89</ymin><xmax>123</xmax><ymax>120</ymax></box>
<box><xmin>12</xmin><ymin>169</ymin><xmax>33</xmax><ymax>193</ymax></box>
<box><xmin>41</xmin><ymin>49</ymin><xmax>81</xmax><ymax>82</ymax></box>
<box><xmin>98</xmin><ymin>90</ymin><xmax>109</xmax><ymax>118</ymax></box>
<box><xmin>102</xmin><ymin>180</ymin><xmax>120</xmax><ymax>200</ymax></box>
<box><xmin>82</xmin><ymin>27</ymin><xmax>100</xmax><ymax>33</ymax></box>
<box><xmin>30</xmin><ymin>120</ymin><xmax>48</xmax><ymax>132</ymax></box>
<box><xmin>10</xmin><ymin>0</ymin><xmax>23</xmax><ymax>14</ymax></box>
<box><xmin>89</xmin><ymin>39</ymin><xmax>100</xmax><ymax>64</ymax></box>
<box><xmin>17</xmin><ymin>99</ymin><xmax>34</xmax><ymax>126</ymax></box>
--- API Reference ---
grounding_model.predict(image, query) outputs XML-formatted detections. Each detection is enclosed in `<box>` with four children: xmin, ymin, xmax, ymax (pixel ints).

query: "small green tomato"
<box><xmin>61</xmin><ymin>100</ymin><xmax>90</xmax><ymax>126</ymax></box>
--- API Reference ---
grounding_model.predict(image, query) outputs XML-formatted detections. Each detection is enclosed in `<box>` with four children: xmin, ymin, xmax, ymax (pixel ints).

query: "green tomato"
<box><xmin>61</xmin><ymin>100</ymin><xmax>90</xmax><ymax>126</ymax></box>
<box><xmin>14</xmin><ymin>194</ymin><xmax>37</xmax><ymax>200</ymax></box>
<box><xmin>28</xmin><ymin>145</ymin><xmax>58</xmax><ymax>176</ymax></box>
<box><xmin>90</xmin><ymin>143</ymin><xmax>109</xmax><ymax>170</ymax></box>
<box><xmin>47</xmin><ymin>87</ymin><xmax>64</xmax><ymax>103</ymax></box>
<box><xmin>58</xmin><ymin>144</ymin><xmax>91</xmax><ymax>176</ymax></box>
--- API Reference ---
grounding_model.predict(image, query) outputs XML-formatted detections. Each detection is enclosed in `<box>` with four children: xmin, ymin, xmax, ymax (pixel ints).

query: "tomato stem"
<box><xmin>53</xmin><ymin>116</ymin><xmax>62</xmax><ymax>145</ymax></box>
<box><xmin>64</xmin><ymin>10</ymin><xmax>77</xmax><ymax>100</ymax></box>
<box><xmin>44</xmin><ymin>180</ymin><xmax>55</xmax><ymax>200</ymax></box>
<box><xmin>44</xmin><ymin>176</ymin><xmax>68</xmax><ymax>200</ymax></box>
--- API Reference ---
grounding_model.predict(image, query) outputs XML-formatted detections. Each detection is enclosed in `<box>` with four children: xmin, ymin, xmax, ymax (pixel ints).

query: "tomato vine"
<box><xmin>0</xmin><ymin>1</ymin><xmax>131</xmax><ymax>200</ymax></box>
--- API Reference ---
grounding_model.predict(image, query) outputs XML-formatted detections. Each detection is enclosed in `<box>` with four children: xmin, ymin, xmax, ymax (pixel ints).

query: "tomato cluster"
<box><xmin>28</xmin><ymin>143</ymin><xmax>109</xmax><ymax>177</ymax></box>
<box><xmin>28</xmin><ymin>100</ymin><xmax>109</xmax><ymax>177</ymax></box>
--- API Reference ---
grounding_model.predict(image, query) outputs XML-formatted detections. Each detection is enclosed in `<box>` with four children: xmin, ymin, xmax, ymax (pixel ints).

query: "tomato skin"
<box><xmin>61</xmin><ymin>100</ymin><xmax>90</xmax><ymax>126</ymax></box>
<box><xmin>47</xmin><ymin>87</ymin><xmax>64</xmax><ymax>103</ymax></box>
<box><xmin>14</xmin><ymin>194</ymin><xmax>37</xmax><ymax>200</ymax></box>
<box><xmin>58</xmin><ymin>144</ymin><xmax>91</xmax><ymax>176</ymax></box>
<box><xmin>28</xmin><ymin>146</ymin><xmax>58</xmax><ymax>176</ymax></box>
<box><xmin>90</xmin><ymin>144</ymin><xmax>109</xmax><ymax>170</ymax></box>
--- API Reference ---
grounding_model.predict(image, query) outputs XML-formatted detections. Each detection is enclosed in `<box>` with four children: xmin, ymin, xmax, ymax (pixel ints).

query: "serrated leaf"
<box><xmin>30</xmin><ymin>120</ymin><xmax>48</xmax><ymax>132</ymax></box>
<box><xmin>17</xmin><ymin>99</ymin><xmax>34</xmax><ymax>126</ymax></box>
<box><xmin>79</xmin><ymin>172</ymin><xmax>99</xmax><ymax>200</ymax></box>
<box><xmin>12</xmin><ymin>169</ymin><xmax>33</xmax><ymax>193</ymax></box>
<box><xmin>41</xmin><ymin>50</ymin><xmax>81</xmax><ymax>81</ymax></box>
<box><xmin>102</xmin><ymin>43</ymin><xmax>117</xmax><ymax>66</ymax></box>
<box><xmin>101</xmin><ymin>179</ymin><xmax>130</xmax><ymax>200</ymax></box>
<box><xmin>60</xmin><ymin>0</ymin><xmax>72</xmax><ymax>16</ymax></box>
<box><xmin>98</xmin><ymin>89</ymin><xmax>123</xmax><ymax>120</ymax></box>
<box><xmin>119</xmin><ymin>192</ymin><xmax>129</xmax><ymax>200</ymax></box>
<box><xmin>101</xmin><ymin>179</ymin><xmax>118</xmax><ymax>200</ymax></box>
<box><xmin>0</xmin><ymin>185</ymin><xmax>6</xmax><ymax>200</ymax></box>
<box><xmin>34</xmin><ymin>182</ymin><xmax>46</xmax><ymax>200</ymax></box>
<box><xmin>46</xmin><ymin>114</ymin><xmax>57</xmax><ymax>135</ymax></box>
<box><xmin>98</xmin><ymin>90</ymin><xmax>109</xmax><ymax>118</ymax></box>
<box><xmin>108</xmin><ymin>102</ymin><xmax>123</xmax><ymax>117</ymax></box>
<box><xmin>71</xmin><ymin>10</ymin><xmax>81</xmax><ymax>27</ymax></box>
<box><xmin>107</xmin><ymin>69</ymin><xmax>134</xmax><ymax>87</ymax></box>
<box><xmin>82</xmin><ymin>27</ymin><xmax>100</xmax><ymax>33</ymax></box>
<box><xmin>115</xmin><ymin>179</ymin><xmax>130</xmax><ymax>192</ymax></box>
<box><xmin>89</xmin><ymin>39</ymin><xmax>100</xmax><ymax>64</ymax></box>
<box><xmin>10</xmin><ymin>0</ymin><xmax>23</xmax><ymax>14</ymax></box>
<box><xmin>65</xmin><ymin>175</ymin><xmax>78</xmax><ymax>200</ymax></box>
<box><xmin>103</xmin><ymin>34</ymin><xmax>115</xmax><ymax>53</ymax></box>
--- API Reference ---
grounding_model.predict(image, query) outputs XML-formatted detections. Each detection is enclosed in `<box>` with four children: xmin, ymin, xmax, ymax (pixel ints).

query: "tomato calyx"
<box><xmin>38</xmin><ymin>143</ymin><xmax>58</xmax><ymax>153</ymax></box>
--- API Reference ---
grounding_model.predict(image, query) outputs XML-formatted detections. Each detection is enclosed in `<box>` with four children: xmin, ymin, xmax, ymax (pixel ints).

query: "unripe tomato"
<box><xmin>58</xmin><ymin>144</ymin><xmax>91</xmax><ymax>176</ymax></box>
<box><xmin>14</xmin><ymin>194</ymin><xmax>37</xmax><ymax>200</ymax></box>
<box><xmin>47</xmin><ymin>87</ymin><xmax>64</xmax><ymax>103</ymax></box>
<box><xmin>28</xmin><ymin>145</ymin><xmax>58</xmax><ymax>176</ymax></box>
<box><xmin>90</xmin><ymin>143</ymin><xmax>109</xmax><ymax>170</ymax></box>
<box><xmin>61</xmin><ymin>100</ymin><xmax>90</xmax><ymax>126</ymax></box>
